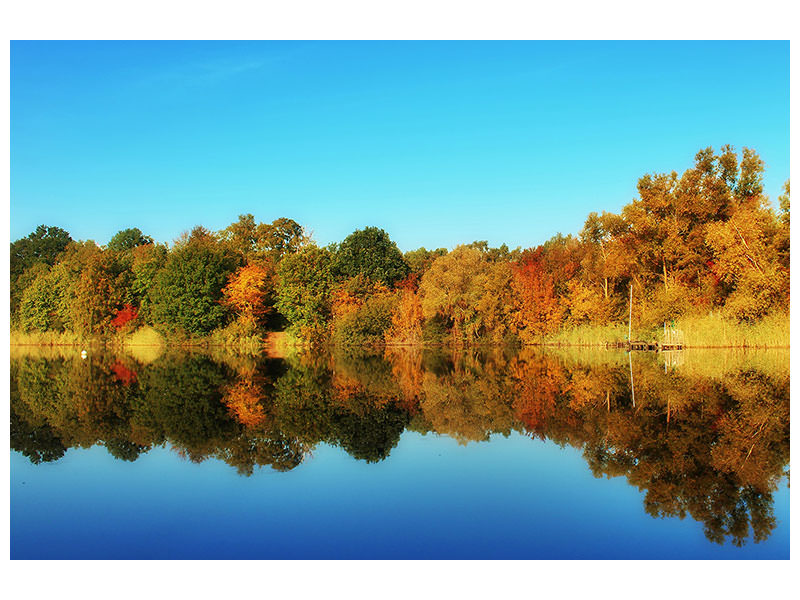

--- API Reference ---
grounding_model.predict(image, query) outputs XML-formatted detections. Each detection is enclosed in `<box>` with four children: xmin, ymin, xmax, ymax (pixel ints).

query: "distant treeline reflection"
<box><xmin>10</xmin><ymin>347</ymin><xmax>789</xmax><ymax>546</ymax></box>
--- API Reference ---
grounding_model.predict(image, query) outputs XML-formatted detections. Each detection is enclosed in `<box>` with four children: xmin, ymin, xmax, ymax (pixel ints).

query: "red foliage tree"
<box><xmin>511</xmin><ymin>248</ymin><xmax>564</xmax><ymax>339</ymax></box>
<box><xmin>110</xmin><ymin>304</ymin><xmax>138</xmax><ymax>330</ymax></box>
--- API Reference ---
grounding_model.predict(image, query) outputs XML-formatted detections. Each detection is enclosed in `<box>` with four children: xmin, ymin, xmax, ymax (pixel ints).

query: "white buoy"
<box><xmin>80</xmin><ymin>350</ymin><xmax>87</xmax><ymax>359</ymax></box>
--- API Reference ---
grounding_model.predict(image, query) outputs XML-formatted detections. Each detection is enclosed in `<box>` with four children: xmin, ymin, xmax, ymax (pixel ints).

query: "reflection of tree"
<box><xmin>421</xmin><ymin>365</ymin><xmax>514</xmax><ymax>444</ymax></box>
<box><xmin>222</xmin><ymin>377</ymin><xmax>268</xmax><ymax>428</ymax></box>
<box><xmin>11</xmin><ymin>347</ymin><xmax>789</xmax><ymax>546</ymax></box>
<box><xmin>10</xmin><ymin>403</ymin><xmax>66</xmax><ymax>464</ymax></box>
<box><xmin>218</xmin><ymin>432</ymin><xmax>307</xmax><ymax>475</ymax></box>
<box><xmin>105</xmin><ymin>438</ymin><xmax>150</xmax><ymax>462</ymax></box>
<box><xmin>273</xmin><ymin>355</ymin><xmax>409</xmax><ymax>463</ymax></box>
<box><xmin>576</xmin><ymin>359</ymin><xmax>789</xmax><ymax>547</ymax></box>
<box><xmin>135</xmin><ymin>354</ymin><xmax>238</xmax><ymax>461</ymax></box>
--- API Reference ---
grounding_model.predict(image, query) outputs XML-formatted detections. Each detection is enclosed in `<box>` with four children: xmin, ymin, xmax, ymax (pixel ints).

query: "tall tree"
<box><xmin>148</xmin><ymin>230</ymin><xmax>240</xmax><ymax>334</ymax></box>
<box><xmin>10</xmin><ymin>225</ymin><xmax>72</xmax><ymax>316</ymax></box>
<box><xmin>107</xmin><ymin>228</ymin><xmax>154</xmax><ymax>252</ymax></box>
<box><xmin>510</xmin><ymin>248</ymin><xmax>565</xmax><ymax>339</ymax></box>
<box><xmin>219</xmin><ymin>214</ymin><xmax>305</xmax><ymax>260</ymax></box>
<box><xmin>418</xmin><ymin>246</ymin><xmax>491</xmax><ymax>344</ymax></box>
<box><xmin>275</xmin><ymin>245</ymin><xmax>336</xmax><ymax>341</ymax></box>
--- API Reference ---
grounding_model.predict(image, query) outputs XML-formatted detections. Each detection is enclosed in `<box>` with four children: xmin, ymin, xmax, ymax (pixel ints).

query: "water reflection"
<box><xmin>10</xmin><ymin>345</ymin><xmax>789</xmax><ymax>547</ymax></box>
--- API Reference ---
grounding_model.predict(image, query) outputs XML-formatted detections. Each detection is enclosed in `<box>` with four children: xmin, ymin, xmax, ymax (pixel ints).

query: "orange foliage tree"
<box><xmin>221</xmin><ymin>263</ymin><xmax>273</xmax><ymax>324</ymax></box>
<box><xmin>510</xmin><ymin>249</ymin><xmax>564</xmax><ymax>341</ymax></box>
<box><xmin>385</xmin><ymin>289</ymin><xmax>424</xmax><ymax>345</ymax></box>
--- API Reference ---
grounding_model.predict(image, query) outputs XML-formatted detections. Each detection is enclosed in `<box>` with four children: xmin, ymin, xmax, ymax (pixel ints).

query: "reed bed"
<box><xmin>674</xmin><ymin>311</ymin><xmax>789</xmax><ymax>348</ymax></box>
<box><xmin>540</xmin><ymin>323</ymin><xmax>628</xmax><ymax>347</ymax></box>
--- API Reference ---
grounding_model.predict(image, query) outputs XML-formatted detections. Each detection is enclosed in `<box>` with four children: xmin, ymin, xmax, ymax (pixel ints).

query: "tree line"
<box><xmin>10</xmin><ymin>146</ymin><xmax>790</xmax><ymax>346</ymax></box>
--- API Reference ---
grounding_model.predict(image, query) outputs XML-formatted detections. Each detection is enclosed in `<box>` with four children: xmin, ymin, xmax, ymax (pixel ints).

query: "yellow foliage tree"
<box><xmin>221</xmin><ymin>263</ymin><xmax>272</xmax><ymax>325</ymax></box>
<box><xmin>385</xmin><ymin>289</ymin><xmax>424</xmax><ymax>345</ymax></box>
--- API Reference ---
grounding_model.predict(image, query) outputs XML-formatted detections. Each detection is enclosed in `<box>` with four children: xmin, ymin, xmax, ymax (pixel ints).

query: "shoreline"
<box><xmin>8</xmin><ymin>340</ymin><xmax>791</xmax><ymax>350</ymax></box>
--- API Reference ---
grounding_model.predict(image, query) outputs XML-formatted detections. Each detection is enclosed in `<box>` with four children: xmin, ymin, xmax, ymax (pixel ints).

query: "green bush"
<box><xmin>330</xmin><ymin>295</ymin><xmax>396</xmax><ymax>347</ymax></box>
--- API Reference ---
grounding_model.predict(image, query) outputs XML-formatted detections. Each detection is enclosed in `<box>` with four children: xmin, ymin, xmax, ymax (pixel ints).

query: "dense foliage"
<box><xmin>9</xmin><ymin>147</ymin><xmax>790</xmax><ymax>346</ymax></box>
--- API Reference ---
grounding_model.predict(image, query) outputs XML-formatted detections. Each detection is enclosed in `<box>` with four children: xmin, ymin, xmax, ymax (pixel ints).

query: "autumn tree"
<box><xmin>510</xmin><ymin>248</ymin><xmax>564</xmax><ymax>339</ymax></box>
<box><xmin>580</xmin><ymin>212</ymin><xmax>630</xmax><ymax>300</ymax></box>
<box><xmin>329</xmin><ymin>275</ymin><xmax>397</xmax><ymax>347</ymax></box>
<box><xmin>219</xmin><ymin>214</ymin><xmax>305</xmax><ymax>260</ymax></box>
<box><xmin>17</xmin><ymin>240</ymin><xmax>118</xmax><ymax>334</ymax></box>
<box><xmin>418</xmin><ymin>246</ymin><xmax>503</xmax><ymax>344</ymax></box>
<box><xmin>385</xmin><ymin>288</ymin><xmax>424</xmax><ymax>346</ymax></box>
<box><xmin>705</xmin><ymin>204</ymin><xmax>787</xmax><ymax>321</ymax></box>
<box><xmin>221</xmin><ymin>263</ymin><xmax>274</xmax><ymax>326</ymax></box>
<box><xmin>70</xmin><ymin>244</ymin><xmax>134</xmax><ymax>335</ymax></box>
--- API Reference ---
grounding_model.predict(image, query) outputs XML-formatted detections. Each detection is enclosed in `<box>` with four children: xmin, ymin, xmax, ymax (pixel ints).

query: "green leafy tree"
<box><xmin>10</xmin><ymin>225</ymin><xmax>72</xmax><ymax>279</ymax></box>
<box><xmin>10</xmin><ymin>225</ymin><xmax>72</xmax><ymax>316</ymax></box>
<box><xmin>107</xmin><ymin>228</ymin><xmax>154</xmax><ymax>252</ymax></box>
<box><xmin>333</xmin><ymin>227</ymin><xmax>409</xmax><ymax>286</ymax></box>
<box><xmin>773</xmin><ymin>180</ymin><xmax>790</xmax><ymax>269</ymax></box>
<box><xmin>275</xmin><ymin>245</ymin><xmax>336</xmax><ymax>341</ymax></box>
<box><xmin>148</xmin><ymin>229</ymin><xmax>241</xmax><ymax>334</ymax></box>
<box><xmin>130</xmin><ymin>243</ymin><xmax>168</xmax><ymax>323</ymax></box>
<box><xmin>331</xmin><ymin>294</ymin><xmax>398</xmax><ymax>347</ymax></box>
<box><xmin>17</xmin><ymin>265</ymin><xmax>64</xmax><ymax>332</ymax></box>
<box><xmin>16</xmin><ymin>241</ymin><xmax>105</xmax><ymax>332</ymax></box>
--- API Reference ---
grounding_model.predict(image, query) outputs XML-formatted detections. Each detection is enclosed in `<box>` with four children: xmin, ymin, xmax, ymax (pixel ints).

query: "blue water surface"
<box><xmin>10</xmin><ymin>432</ymin><xmax>789</xmax><ymax>559</ymax></box>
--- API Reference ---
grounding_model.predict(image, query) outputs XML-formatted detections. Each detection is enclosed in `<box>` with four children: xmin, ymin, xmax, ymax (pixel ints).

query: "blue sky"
<box><xmin>10</xmin><ymin>41</ymin><xmax>789</xmax><ymax>252</ymax></box>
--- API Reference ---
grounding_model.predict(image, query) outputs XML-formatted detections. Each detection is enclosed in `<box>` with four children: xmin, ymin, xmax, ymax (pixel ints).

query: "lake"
<box><xmin>10</xmin><ymin>345</ymin><xmax>790</xmax><ymax>559</ymax></box>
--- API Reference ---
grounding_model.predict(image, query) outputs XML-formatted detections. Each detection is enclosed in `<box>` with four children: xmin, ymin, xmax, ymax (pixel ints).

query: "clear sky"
<box><xmin>10</xmin><ymin>41</ymin><xmax>789</xmax><ymax>252</ymax></box>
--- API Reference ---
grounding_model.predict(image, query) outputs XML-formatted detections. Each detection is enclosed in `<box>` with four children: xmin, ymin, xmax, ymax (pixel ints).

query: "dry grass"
<box><xmin>540</xmin><ymin>323</ymin><xmax>628</xmax><ymax>347</ymax></box>
<box><xmin>10</xmin><ymin>330</ymin><xmax>87</xmax><ymax>347</ymax></box>
<box><xmin>536</xmin><ymin>310</ymin><xmax>788</xmax><ymax>349</ymax></box>
<box><xmin>674</xmin><ymin>311</ymin><xmax>789</xmax><ymax>348</ymax></box>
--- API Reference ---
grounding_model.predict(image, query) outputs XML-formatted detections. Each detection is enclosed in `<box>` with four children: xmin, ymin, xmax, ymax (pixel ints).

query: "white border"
<box><xmin>2</xmin><ymin>1</ymin><xmax>796</xmax><ymax>598</ymax></box>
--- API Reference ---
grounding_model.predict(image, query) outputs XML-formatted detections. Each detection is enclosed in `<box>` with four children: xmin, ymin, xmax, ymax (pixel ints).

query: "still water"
<box><xmin>10</xmin><ymin>345</ymin><xmax>789</xmax><ymax>559</ymax></box>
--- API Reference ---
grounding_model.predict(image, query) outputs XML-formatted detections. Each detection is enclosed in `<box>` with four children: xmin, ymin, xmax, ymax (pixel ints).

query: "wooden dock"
<box><xmin>606</xmin><ymin>340</ymin><xmax>670</xmax><ymax>351</ymax></box>
<box><xmin>616</xmin><ymin>287</ymin><xmax>685</xmax><ymax>352</ymax></box>
<box><xmin>606</xmin><ymin>327</ymin><xmax>685</xmax><ymax>352</ymax></box>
